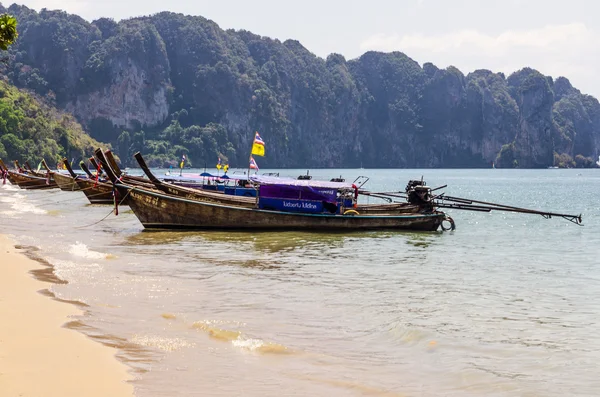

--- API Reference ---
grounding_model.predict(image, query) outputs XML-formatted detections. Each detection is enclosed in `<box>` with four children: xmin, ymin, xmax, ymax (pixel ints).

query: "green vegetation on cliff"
<box><xmin>1</xmin><ymin>3</ymin><xmax>599</xmax><ymax>168</ymax></box>
<box><xmin>0</xmin><ymin>79</ymin><xmax>104</xmax><ymax>164</ymax></box>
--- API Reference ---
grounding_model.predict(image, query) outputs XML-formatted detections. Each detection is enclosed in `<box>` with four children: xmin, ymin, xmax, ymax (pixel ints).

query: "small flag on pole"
<box><xmin>216</xmin><ymin>157</ymin><xmax>222</xmax><ymax>170</ymax></box>
<box><xmin>223</xmin><ymin>164</ymin><xmax>229</xmax><ymax>173</ymax></box>
<box><xmin>251</xmin><ymin>132</ymin><xmax>265</xmax><ymax>157</ymax></box>
<box><xmin>180</xmin><ymin>154</ymin><xmax>186</xmax><ymax>169</ymax></box>
<box><xmin>249</xmin><ymin>156</ymin><xmax>259</xmax><ymax>171</ymax></box>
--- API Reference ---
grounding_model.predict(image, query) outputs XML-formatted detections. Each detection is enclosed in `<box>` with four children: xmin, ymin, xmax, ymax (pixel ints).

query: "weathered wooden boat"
<box><xmin>6</xmin><ymin>169</ymin><xmax>58</xmax><ymax>190</ymax></box>
<box><xmin>61</xmin><ymin>158</ymin><xmax>115</xmax><ymax>204</ymax></box>
<box><xmin>96</xmin><ymin>151</ymin><xmax>446</xmax><ymax>231</ymax></box>
<box><xmin>40</xmin><ymin>159</ymin><xmax>81</xmax><ymax>191</ymax></box>
<box><xmin>2</xmin><ymin>159</ymin><xmax>58</xmax><ymax>189</ymax></box>
<box><xmin>53</xmin><ymin>170</ymin><xmax>81</xmax><ymax>191</ymax></box>
<box><xmin>122</xmin><ymin>183</ymin><xmax>444</xmax><ymax>231</ymax></box>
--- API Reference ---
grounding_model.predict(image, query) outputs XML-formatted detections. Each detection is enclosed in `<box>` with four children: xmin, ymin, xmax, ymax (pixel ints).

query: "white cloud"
<box><xmin>15</xmin><ymin>0</ymin><xmax>92</xmax><ymax>16</ymax></box>
<box><xmin>360</xmin><ymin>23</ymin><xmax>600</xmax><ymax>98</ymax></box>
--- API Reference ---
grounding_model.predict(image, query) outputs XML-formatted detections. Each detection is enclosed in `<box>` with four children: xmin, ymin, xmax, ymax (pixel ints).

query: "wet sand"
<box><xmin>0</xmin><ymin>234</ymin><xmax>133</xmax><ymax>397</ymax></box>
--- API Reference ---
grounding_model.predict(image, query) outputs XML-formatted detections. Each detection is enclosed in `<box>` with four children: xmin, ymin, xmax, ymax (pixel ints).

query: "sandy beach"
<box><xmin>0</xmin><ymin>234</ymin><xmax>133</xmax><ymax>397</ymax></box>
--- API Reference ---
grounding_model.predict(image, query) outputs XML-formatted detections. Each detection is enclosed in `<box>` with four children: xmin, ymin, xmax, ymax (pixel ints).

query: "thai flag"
<box><xmin>249</xmin><ymin>156</ymin><xmax>259</xmax><ymax>170</ymax></box>
<box><xmin>254</xmin><ymin>132</ymin><xmax>265</xmax><ymax>146</ymax></box>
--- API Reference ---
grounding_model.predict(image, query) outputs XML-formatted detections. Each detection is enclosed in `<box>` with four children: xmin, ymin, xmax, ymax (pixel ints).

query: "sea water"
<box><xmin>1</xmin><ymin>169</ymin><xmax>599</xmax><ymax>396</ymax></box>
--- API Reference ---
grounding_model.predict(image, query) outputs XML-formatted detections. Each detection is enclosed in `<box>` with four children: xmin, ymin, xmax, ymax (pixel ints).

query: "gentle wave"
<box><xmin>68</xmin><ymin>242</ymin><xmax>115</xmax><ymax>260</ymax></box>
<box><xmin>0</xmin><ymin>192</ymin><xmax>46</xmax><ymax>215</ymax></box>
<box><xmin>0</xmin><ymin>184</ymin><xmax>19</xmax><ymax>191</ymax></box>
<box><xmin>192</xmin><ymin>320</ymin><xmax>291</xmax><ymax>354</ymax></box>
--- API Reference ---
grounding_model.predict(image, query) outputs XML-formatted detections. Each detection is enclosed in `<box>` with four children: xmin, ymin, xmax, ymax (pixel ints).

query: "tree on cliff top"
<box><xmin>0</xmin><ymin>14</ymin><xmax>18</xmax><ymax>50</ymax></box>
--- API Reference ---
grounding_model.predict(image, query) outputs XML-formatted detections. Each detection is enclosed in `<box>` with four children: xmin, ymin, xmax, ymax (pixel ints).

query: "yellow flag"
<box><xmin>251</xmin><ymin>132</ymin><xmax>265</xmax><ymax>157</ymax></box>
<box><xmin>224</xmin><ymin>164</ymin><xmax>229</xmax><ymax>173</ymax></box>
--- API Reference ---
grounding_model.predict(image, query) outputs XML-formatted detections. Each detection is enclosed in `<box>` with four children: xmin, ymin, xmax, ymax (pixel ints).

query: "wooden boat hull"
<box><xmin>53</xmin><ymin>172</ymin><xmax>81</xmax><ymax>191</ymax></box>
<box><xmin>74</xmin><ymin>178</ymin><xmax>116</xmax><ymax>204</ymax></box>
<box><xmin>122</xmin><ymin>185</ymin><xmax>445</xmax><ymax>231</ymax></box>
<box><xmin>8</xmin><ymin>171</ymin><xmax>58</xmax><ymax>190</ymax></box>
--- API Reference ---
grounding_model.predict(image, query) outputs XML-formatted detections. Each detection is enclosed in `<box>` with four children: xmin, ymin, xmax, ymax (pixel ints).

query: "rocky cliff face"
<box><xmin>2</xmin><ymin>4</ymin><xmax>599</xmax><ymax>168</ymax></box>
<box><xmin>66</xmin><ymin>62</ymin><xmax>169</xmax><ymax>130</ymax></box>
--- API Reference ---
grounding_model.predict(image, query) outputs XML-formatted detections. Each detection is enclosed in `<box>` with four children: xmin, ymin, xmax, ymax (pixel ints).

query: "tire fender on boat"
<box><xmin>343</xmin><ymin>209</ymin><xmax>360</xmax><ymax>216</ymax></box>
<box><xmin>441</xmin><ymin>216</ymin><xmax>456</xmax><ymax>231</ymax></box>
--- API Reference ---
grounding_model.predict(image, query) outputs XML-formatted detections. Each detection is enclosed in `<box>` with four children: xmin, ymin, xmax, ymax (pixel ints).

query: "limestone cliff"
<box><xmin>1</xmin><ymin>4</ymin><xmax>599</xmax><ymax>168</ymax></box>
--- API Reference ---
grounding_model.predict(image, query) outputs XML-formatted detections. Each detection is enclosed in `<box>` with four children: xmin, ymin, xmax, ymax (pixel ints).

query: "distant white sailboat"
<box><xmin>596</xmin><ymin>156</ymin><xmax>600</xmax><ymax>167</ymax></box>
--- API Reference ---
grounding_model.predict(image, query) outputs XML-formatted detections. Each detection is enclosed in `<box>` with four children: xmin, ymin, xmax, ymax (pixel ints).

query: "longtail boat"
<box><xmin>5</xmin><ymin>159</ymin><xmax>58</xmax><ymax>190</ymax></box>
<box><xmin>6</xmin><ymin>171</ymin><xmax>57</xmax><ymax>190</ymax></box>
<box><xmin>62</xmin><ymin>158</ymin><xmax>115</xmax><ymax>204</ymax></box>
<box><xmin>95</xmin><ymin>150</ymin><xmax>446</xmax><ymax>231</ymax></box>
<box><xmin>40</xmin><ymin>159</ymin><xmax>80</xmax><ymax>191</ymax></box>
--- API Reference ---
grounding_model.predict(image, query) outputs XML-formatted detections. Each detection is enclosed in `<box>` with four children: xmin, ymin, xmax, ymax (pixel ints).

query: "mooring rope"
<box><xmin>74</xmin><ymin>187</ymin><xmax>134</xmax><ymax>229</ymax></box>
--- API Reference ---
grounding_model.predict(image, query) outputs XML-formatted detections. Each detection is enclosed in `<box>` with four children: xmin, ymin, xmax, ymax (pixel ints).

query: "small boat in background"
<box><xmin>40</xmin><ymin>159</ymin><xmax>81</xmax><ymax>191</ymax></box>
<box><xmin>2</xmin><ymin>160</ymin><xmax>58</xmax><ymax>190</ymax></box>
<box><xmin>62</xmin><ymin>158</ymin><xmax>115</xmax><ymax>204</ymax></box>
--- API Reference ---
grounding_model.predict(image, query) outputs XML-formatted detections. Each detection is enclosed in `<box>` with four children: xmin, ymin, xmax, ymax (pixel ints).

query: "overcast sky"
<box><xmin>11</xmin><ymin>0</ymin><xmax>600</xmax><ymax>98</ymax></box>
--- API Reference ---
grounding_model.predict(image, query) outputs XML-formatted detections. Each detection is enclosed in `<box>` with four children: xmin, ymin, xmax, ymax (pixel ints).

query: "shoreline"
<box><xmin>0</xmin><ymin>234</ymin><xmax>134</xmax><ymax>397</ymax></box>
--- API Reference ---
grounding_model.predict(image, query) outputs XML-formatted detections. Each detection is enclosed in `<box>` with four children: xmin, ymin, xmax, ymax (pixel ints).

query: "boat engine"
<box><xmin>406</xmin><ymin>180</ymin><xmax>434</xmax><ymax>210</ymax></box>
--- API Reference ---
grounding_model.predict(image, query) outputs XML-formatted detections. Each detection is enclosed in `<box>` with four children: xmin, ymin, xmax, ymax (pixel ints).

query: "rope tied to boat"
<box><xmin>75</xmin><ymin>187</ymin><xmax>133</xmax><ymax>229</ymax></box>
<box><xmin>441</xmin><ymin>215</ymin><xmax>456</xmax><ymax>231</ymax></box>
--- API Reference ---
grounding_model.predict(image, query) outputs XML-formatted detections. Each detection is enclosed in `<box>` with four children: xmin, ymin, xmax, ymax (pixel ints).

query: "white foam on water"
<box><xmin>231</xmin><ymin>337</ymin><xmax>266</xmax><ymax>351</ymax></box>
<box><xmin>68</xmin><ymin>242</ymin><xmax>111</xmax><ymax>260</ymax></box>
<box><xmin>0</xmin><ymin>184</ymin><xmax>19</xmax><ymax>191</ymax></box>
<box><xmin>0</xmin><ymin>191</ymin><xmax>46</xmax><ymax>215</ymax></box>
<box><xmin>231</xmin><ymin>337</ymin><xmax>291</xmax><ymax>354</ymax></box>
